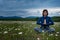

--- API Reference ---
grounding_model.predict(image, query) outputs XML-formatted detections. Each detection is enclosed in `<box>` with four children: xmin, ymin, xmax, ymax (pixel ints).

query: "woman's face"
<box><xmin>43</xmin><ymin>11</ymin><xmax>48</xmax><ymax>16</ymax></box>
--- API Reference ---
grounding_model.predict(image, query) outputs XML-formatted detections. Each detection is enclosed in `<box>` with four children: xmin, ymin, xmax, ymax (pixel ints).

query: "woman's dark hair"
<box><xmin>42</xmin><ymin>9</ymin><xmax>48</xmax><ymax>16</ymax></box>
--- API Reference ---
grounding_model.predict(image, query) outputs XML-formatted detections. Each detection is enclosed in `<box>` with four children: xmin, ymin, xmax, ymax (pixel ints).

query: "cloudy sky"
<box><xmin>0</xmin><ymin>0</ymin><xmax>60</xmax><ymax>17</ymax></box>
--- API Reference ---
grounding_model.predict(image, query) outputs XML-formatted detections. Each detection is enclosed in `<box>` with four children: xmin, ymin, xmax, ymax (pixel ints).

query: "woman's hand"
<box><xmin>43</xmin><ymin>19</ymin><xmax>47</xmax><ymax>26</ymax></box>
<box><xmin>44</xmin><ymin>19</ymin><xmax>46</xmax><ymax>24</ymax></box>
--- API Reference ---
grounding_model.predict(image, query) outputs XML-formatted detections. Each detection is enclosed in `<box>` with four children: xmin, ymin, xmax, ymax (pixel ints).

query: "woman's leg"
<box><xmin>34</xmin><ymin>27</ymin><xmax>42</xmax><ymax>32</ymax></box>
<box><xmin>48</xmin><ymin>27</ymin><xmax>55</xmax><ymax>33</ymax></box>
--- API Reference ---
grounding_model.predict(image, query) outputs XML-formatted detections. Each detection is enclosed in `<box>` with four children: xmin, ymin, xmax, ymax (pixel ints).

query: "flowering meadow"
<box><xmin>0</xmin><ymin>21</ymin><xmax>60</xmax><ymax>40</ymax></box>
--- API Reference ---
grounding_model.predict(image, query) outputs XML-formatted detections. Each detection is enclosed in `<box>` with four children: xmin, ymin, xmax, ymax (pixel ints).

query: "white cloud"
<box><xmin>0</xmin><ymin>7</ymin><xmax>60</xmax><ymax>17</ymax></box>
<box><xmin>22</xmin><ymin>8</ymin><xmax>60</xmax><ymax>17</ymax></box>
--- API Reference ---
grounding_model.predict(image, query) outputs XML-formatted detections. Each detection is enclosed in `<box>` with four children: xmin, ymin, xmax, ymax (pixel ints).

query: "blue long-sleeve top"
<box><xmin>37</xmin><ymin>16</ymin><xmax>54</xmax><ymax>27</ymax></box>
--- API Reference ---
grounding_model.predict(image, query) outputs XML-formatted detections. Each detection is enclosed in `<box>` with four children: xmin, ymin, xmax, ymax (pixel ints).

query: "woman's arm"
<box><xmin>37</xmin><ymin>17</ymin><xmax>43</xmax><ymax>25</ymax></box>
<box><xmin>47</xmin><ymin>17</ymin><xmax>54</xmax><ymax>25</ymax></box>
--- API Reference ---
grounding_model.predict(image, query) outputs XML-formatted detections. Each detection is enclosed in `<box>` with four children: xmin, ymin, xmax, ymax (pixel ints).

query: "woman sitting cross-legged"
<box><xmin>34</xmin><ymin>9</ymin><xmax>55</xmax><ymax>33</ymax></box>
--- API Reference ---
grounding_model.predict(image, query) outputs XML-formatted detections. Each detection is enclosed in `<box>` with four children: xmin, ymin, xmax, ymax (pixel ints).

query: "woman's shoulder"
<box><xmin>39</xmin><ymin>17</ymin><xmax>43</xmax><ymax>19</ymax></box>
<box><xmin>47</xmin><ymin>16</ymin><xmax>52</xmax><ymax>19</ymax></box>
<box><xmin>37</xmin><ymin>17</ymin><xmax>43</xmax><ymax>20</ymax></box>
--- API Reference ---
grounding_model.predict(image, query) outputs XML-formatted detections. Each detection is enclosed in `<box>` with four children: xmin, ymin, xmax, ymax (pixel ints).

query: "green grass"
<box><xmin>0</xmin><ymin>21</ymin><xmax>60</xmax><ymax>40</ymax></box>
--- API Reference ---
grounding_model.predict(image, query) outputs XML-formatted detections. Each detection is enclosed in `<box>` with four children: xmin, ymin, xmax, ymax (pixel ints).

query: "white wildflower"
<box><xmin>50</xmin><ymin>34</ymin><xmax>53</xmax><ymax>36</ymax></box>
<box><xmin>18</xmin><ymin>32</ymin><xmax>22</xmax><ymax>34</ymax></box>
<box><xmin>56</xmin><ymin>32</ymin><xmax>59</xmax><ymax>34</ymax></box>
<box><xmin>15</xmin><ymin>28</ymin><xmax>18</xmax><ymax>30</ymax></box>
<box><xmin>49</xmin><ymin>34</ymin><xmax>53</xmax><ymax>36</ymax></box>
<box><xmin>55</xmin><ymin>34</ymin><xmax>58</xmax><ymax>36</ymax></box>
<box><xmin>37</xmin><ymin>38</ymin><xmax>40</xmax><ymax>40</ymax></box>
<box><xmin>42</xmin><ymin>30</ymin><xmax>44</xmax><ymax>32</ymax></box>
<box><xmin>47</xmin><ymin>37</ymin><xmax>48</xmax><ymax>40</ymax></box>
<box><xmin>18</xmin><ymin>28</ymin><xmax>20</xmax><ymax>30</ymax></box>
<box><xmin>4</xmin><ymin>31</ymin><xmax>8</xmax><ymax>34</ymax></box>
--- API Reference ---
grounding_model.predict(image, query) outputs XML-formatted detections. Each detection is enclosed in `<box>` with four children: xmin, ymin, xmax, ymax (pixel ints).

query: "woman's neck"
<box><xmin>44</xmin><ymin>16</ymin><xmax>47</xmax><ymax>17</ymax></box>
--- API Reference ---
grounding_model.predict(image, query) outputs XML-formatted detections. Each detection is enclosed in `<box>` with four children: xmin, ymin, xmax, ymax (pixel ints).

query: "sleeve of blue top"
<box><xmin>47</xmin><ymin>17</ymin><xmax>54</xmax><ymax>25</ymax></box>
<box><xmin>37</xmin><ymin>17</ymin><xmax>43</xmax><ymax>25</ymax></box>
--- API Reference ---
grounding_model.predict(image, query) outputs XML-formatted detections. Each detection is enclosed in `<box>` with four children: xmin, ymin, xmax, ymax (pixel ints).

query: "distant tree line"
<box><xmin>0</xmin><ymin>16</ymin><xmax>60</xmax><ymax>22</ymax></box>
<box><xmin>52</xmin><ymin>16</ymin><xmax>60</xmax><ymax>22</ymax></box>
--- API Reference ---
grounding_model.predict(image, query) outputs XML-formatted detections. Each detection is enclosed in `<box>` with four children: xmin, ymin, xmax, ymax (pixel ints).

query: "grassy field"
<box><xmin>0</xmin><ymin>21</ymin><xmax>60</xmax><ymax>40</ymax></box>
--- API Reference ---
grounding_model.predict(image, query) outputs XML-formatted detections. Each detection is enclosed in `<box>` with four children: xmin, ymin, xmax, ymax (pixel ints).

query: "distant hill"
<box><xmin>0</xmin><ymin>16</ymin><xmax>60</xmax><ymax>22</ymax></box>
<box><xmin>0</xmin><ymin>16</ymin><xmax>39</xmax><ymax>19</ymax></box>
<box><xmin>26</xmin><ymin>16</ymin><xmax>38</xmax><ymax>18</ymax></box>
<box><xmin>0</xmin><ymin>16</ymin><xmax>22</xmax><ymax>19</ymax></box>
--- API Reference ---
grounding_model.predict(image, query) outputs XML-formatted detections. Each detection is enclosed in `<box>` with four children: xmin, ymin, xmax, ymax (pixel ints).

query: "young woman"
<box><xmin>34</xmin><ymin>9</ymin><xmax>55</xmax><ymax>33</ymax></box>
